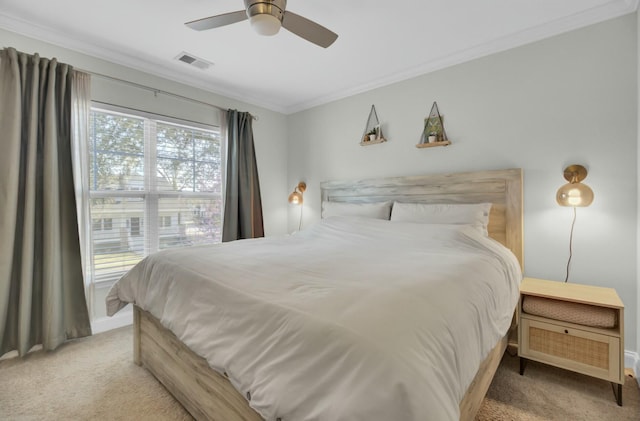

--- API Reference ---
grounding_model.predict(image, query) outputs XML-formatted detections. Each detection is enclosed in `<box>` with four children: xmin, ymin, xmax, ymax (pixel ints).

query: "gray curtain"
<box><xmin>222</xmin><ymin>109</ymin><xmax>264</xmax><ymax>242</ymax></box>
<box><xmin>0</xmin><ymin>47</ymin><xmax>91</xmax><ymax>357</ymax></box>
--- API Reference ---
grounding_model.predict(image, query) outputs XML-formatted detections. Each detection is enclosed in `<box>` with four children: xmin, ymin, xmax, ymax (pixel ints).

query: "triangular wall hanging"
<box><xmin>417</xmin><ymin>101</ymin><xmax>451</xmax><ymax>148</ymax></box>
<box><xmin>360</xmin><ymin>104</ymin><xmax>386</xmax><ymax>145</ymax></box>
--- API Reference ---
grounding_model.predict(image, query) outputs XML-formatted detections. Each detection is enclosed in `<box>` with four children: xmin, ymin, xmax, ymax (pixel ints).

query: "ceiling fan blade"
<box><xmin>185</xmin><ymin>10</ymin><xmax>248</xmax><ymax>31</ymax></box>
<box><xmin>282</xmin><ymin>11</ymin><xmax>338</xmax><ymax>48</ymax></box>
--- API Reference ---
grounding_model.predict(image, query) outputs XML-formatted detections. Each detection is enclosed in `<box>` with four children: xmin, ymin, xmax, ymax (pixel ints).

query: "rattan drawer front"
<box><xmin>529</xmin><ymin>326</ymin><xmax>609</xmax><ymax>369</ymax></box>
<box><xmin>520</xmin><ymin>318</ymin><xmax>621</xmax><ymax>383</ymax></box>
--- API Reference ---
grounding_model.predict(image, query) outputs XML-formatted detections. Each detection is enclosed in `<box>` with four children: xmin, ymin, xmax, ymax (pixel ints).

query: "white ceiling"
<box><xmin>0</xmin><ymin>0</ymin><xmax>637</xmax><ymax>114</ymax></box>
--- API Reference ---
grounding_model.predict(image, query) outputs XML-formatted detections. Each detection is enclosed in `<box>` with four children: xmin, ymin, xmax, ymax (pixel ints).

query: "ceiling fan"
<box><xmin>185</xmin><ymin>0</ymin><xmax>338</xmax><ymax>48</ymax></box>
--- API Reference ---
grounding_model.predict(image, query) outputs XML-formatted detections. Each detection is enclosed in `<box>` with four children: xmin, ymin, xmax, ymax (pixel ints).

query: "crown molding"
<box><xmin>0</xmin><ymin>12</ymin><xmax>289</xmax><ymax>114</ymax></box>
<box><xmin>285</xmin><ymin>0</ymin><xmax>638</xmax><ymax>114</ymax></box>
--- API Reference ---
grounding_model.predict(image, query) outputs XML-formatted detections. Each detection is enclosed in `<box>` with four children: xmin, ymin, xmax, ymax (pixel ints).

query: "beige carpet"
<box><xmin>0</xmin><ymin>327</ymin><xmax>191</xmax><ymax>421</ymax></box>
<box><xmin>1</xmin><ymin>327</ymin><xmax>638</xmax><ymax>420</ymax></box>
<box><xmin>477</xmin><ymin>349</ymin><xmax>639</xmax><ymax>420</ymax></box>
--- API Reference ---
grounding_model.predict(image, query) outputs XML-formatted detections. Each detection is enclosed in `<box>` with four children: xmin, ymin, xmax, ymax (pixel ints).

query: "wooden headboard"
<box><xmin>320</xmin><ymin>168</ymin><xmax>523</xmax><ymax>270</ymax></box>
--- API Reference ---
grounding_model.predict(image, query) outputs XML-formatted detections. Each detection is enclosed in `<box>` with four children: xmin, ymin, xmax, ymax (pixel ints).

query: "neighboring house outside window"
<box><xmin>89</xmin><ymin>106</ymin><xmax>223</xmax><ymax>284</ymax></box>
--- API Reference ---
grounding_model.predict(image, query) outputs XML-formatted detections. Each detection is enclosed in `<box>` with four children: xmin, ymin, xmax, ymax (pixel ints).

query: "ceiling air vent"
<box><xmin>174</xmin><ymin>52</ymin><xmax>213</xmax><ymax>70</ymax></box>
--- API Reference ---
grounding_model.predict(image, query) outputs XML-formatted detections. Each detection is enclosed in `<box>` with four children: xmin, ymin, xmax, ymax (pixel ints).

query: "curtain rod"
<box><xmin>92</xmin><ymin>100</ymin><xmax>221</xmax><ymax>130</ymax></box>
<box><xmin>78</xmin><ymin>69</ymin><xmax>257</xmax><ymax>120</ymax></box>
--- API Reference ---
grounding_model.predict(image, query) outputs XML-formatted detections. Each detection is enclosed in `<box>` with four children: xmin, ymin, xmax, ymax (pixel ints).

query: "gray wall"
<box><xmin>287</xmin><ymin>14</ymin><xmax>638</xmax><ymax>351</ymax></box>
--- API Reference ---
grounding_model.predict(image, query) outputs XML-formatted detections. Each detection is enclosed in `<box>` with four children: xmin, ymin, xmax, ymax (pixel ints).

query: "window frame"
<box><xmin>88</xmin><ymin>103</ymin><xmax>225</xmax><ymax>285</ymax></box>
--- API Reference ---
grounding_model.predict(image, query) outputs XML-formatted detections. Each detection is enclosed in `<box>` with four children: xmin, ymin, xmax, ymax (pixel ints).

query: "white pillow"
<box><xmin>390</xmin><ymin>202</ymin><xmax>492</xmax><ymax>235</ymax></box>
<box><xmin>322</xmin><ymin>201</ymin><xmax>392</xmax><ymax>220</ymax></box>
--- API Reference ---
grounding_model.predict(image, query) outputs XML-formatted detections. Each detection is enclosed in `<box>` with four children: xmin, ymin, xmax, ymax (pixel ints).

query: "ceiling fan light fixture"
<box><xmin>186</xmin><ymin>0</ymin><xmax>338</xmax><ymax>48</ymax></box>
<box><xmin>249</xmin><ymin>13</ymin><xmax>281</xmax><ymax>36</ymax></box>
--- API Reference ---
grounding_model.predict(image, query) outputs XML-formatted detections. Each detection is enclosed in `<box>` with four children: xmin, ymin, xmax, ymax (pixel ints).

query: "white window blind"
<box><xmin>89</xmin><ymin>107</ymin><xmax>223</xmax><ymax>284</ymax></box>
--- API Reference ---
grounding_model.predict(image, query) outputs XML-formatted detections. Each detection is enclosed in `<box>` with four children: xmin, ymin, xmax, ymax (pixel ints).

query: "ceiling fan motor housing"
<box><xmin>245</xmin><ymin>0</ymin><xmax>286</xmax><ymax>21</ymax></box>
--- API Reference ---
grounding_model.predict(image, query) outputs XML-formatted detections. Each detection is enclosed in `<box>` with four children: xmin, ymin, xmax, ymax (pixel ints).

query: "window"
<box><xmin>130</xmin><ymin>217</ymin><xmax>141</xmax><ymax>237</ymax></box>
<box><xmin>159</xmin><ymin>216</ymin><xmax>172</xmax><ymax>228</ymax></box>
<box><xmin>89</xmin><ymin>107</ymin><xmax>223</xmax><ymax>284</ymax></box>
<box><xmin>91</xmin><ymin>218</ymin><xmax>113</xmax><ymax>231</ymax></box>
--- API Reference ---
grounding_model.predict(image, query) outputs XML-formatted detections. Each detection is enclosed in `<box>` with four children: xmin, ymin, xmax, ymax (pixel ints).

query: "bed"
<box><xmin>107</xmin><ymin>168</ymin><xmax>523</xmax><ymax>421</ymax></box>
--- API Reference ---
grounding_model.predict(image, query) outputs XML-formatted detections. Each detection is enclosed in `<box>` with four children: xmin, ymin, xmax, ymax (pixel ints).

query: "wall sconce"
<box><xmin>556</xmin><ymin>165</ymin><xmax>594</xmax><ymax>207</ymax></box>
<box><xmin>556</xmin><ymin>165</ymin><xmax>594</xmax><ymax>282</ymax></box>
<box><xmin>288</xmin><ymin>182</ymin><xmax>306</xmax><ymax>231</ymax></box>
<box><xmin>288</xmin><ymin>182</ymin><xmax>306</xmax><ymax>205</ymax></box>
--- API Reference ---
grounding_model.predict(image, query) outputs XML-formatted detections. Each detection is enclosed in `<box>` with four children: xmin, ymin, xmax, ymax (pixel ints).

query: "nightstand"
<box><xmin>518</xmin><ymin>277</ymin><xmax>625</xmax><ymax>405</ymax></box>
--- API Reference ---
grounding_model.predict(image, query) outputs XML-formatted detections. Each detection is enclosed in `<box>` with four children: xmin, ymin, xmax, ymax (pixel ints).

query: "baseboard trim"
<box><xmin>624</xmin><ymin>350</ymin><xmax>639</xmax><ymax>386</ymax></box>
<box><xmin>91</xmin><ymin>308</ymin><xmax>133</xmax><ymax>334</ymax></box>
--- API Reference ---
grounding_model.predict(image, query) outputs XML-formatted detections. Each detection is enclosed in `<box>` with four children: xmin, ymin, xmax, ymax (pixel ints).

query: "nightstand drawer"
<box><xmin>520</xmin><ymin>318</ymin><xmax>621</xmax><ymax>383</ymax></box>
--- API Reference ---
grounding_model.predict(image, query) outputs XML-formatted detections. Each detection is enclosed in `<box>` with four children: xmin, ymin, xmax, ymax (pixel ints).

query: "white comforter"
<box><xmin>106</xmin><ymin>217</ymin><xmax>521</xmax><ymax>421</ymax></box>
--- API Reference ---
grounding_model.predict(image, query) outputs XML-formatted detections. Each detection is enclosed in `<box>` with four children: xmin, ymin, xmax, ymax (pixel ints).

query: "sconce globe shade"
<box><xmin>250</xmin><ymin>14</ymin><xmax>281</xmax><ymax>36</ymax></box>
<box><xmin>556</xmin><ymin>182</ymin><xmax>594</xmax><ymax>207</ymax></box>
<box><xmin>288</xmin><ymin>191</ymin><xmax>303</xmax><ymax>205</ymax></box>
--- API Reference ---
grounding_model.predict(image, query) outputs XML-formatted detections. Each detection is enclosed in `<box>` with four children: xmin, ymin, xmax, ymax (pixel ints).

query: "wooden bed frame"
<box><xmin>133</xmin><ymin>168</ymin><xmax>523</xmax><ymax>421</ymax></box>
